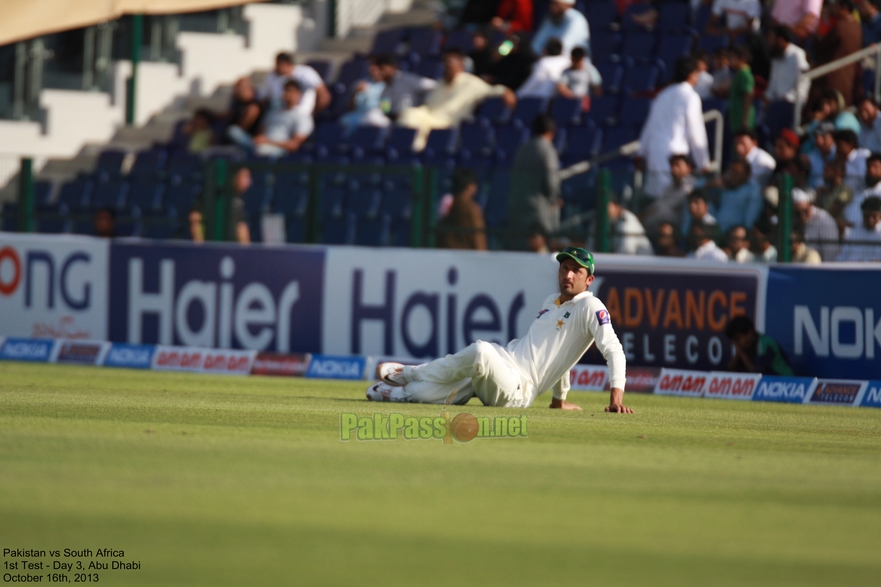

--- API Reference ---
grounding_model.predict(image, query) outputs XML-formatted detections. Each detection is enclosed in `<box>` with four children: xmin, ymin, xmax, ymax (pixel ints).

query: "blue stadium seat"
<box><xmin>71</xmin><ymin>218</ymin><xmax>95</xmax><ymax>236</ymax></box>
<box><xmin>127</xmin><ymin>180</ymin><xmax>164</xmax><ymax>213</ymax></box>
<box><xmin>619</xmin><ymin>96</ymin><xmax>652</xmax><ymax>128</ymax></box>
<box><xmin>380</xmin><ymin>178</ymin><xmax>413</xmax><ymax>221</ymax></box>
<box><xmin>476</xmin><ymin>97</ymin><xmax>512</xmax><ymax>126</ymax></box>
<box><xmin>562</xmin><ymin>123</ymin><xmax>601</xmax><ymax>165</ymax></box>
<box><xmin>371</xmin><ymin>29</ymin><xmax>404</xmax><ymax>55</ymax></box>
<box><xmin>587</xmin><ymin>3</ymin><xmax>617</xmax><ymax>32</ymax></box>
<box><xmin>444</xmin><ymin>29</ymin><xmax>475</xmax><ymax>52</ymax></box>
<box><xmin>89</xmin><ymin>178</ymin><xmax>129</xmax><ymax>210</ymax></box>
<box><xmin>142</xmin><ymin>218</ymin><xmax>181</xmax><ymax>240</ymax></box>
<box><xmin>34</xmin><ymin>181</ymin><xmax>53</xmax><ymax>207</ymax></box>
<box><xmin>347</xmin><ymin>184</ymin><xmax>382</xmax><ymax>218</ymax></box>
<box><xmin>1</xmin><ymin>203</ymin><xmax>18</xmax><ymax>231</ymax></box>
<box><xmin>355</xmin><ymin>213</ymin><xmax>391</xmax><ymax>247</ymax></box>
<box><xmin>702</xmin><ymin>97</ymin><xmax>728</xmax><ymax>115</ymax></box>
<box><xmin>164</xmin><ymin>178</ymin><xmax>201</xmax><ymax>212</ymax></box>
<box><xmin>585</xmin><ymin>95</ymin><xmax>620</xmax><ymax>127</ymax></box>
<box><xmin>621</xmin><ymin>3</ymin><xmax>656</xmax><ymax>32</ymax></box>
<box><xmin>550</xmin><ymin>97</ymin><xmax>582</xmax><ymax>128</ymax></box>
<box><xmin>459</xmin><ymin>122</ymin><xmax>495</xmax><ymax>160</ymax></box>
<box><xmin>95</xmin><ymin>150</ymin><xmax>126</xmax><ymax>178</ymax></box>
<box><xmin>166</xmin><ymin>153</ymin><xmax>202</xmax><ymax>182</ymax></box>
<box><xmin>697</xmin><ymin>34</ymin><xmax>728</xmax><ymax>54</ymax></box>
<box><xmin>763</xmin><ymin>101</ymin><xmax>795</xmax><ymax>143</ymax></box>
<box><xmin>658</xmin><ymin>34</ymin><xmax>694</xmax><ymax>82</ymax></box>
<box><xmin>511</xmin><ymin>97</ymin><xmax>549</xmax><ymax>129</ymax></box>
<box><xmin>57</xmin><ymin>178</ymin><xmax>93</xmax><ymax>211</ymax></box>
<box><xmin>306</xmin><ymin>60</ymin><xmax>333</xmax><ymax>84</ymax></box>
<box><xmin>273</xmin><ymin>172</ymin><xmax>310</xmax><ymax>217</ymax></box>
<box><xmin>385</xmin><ymin>127</ymin><xmax>418</xmax><ymax>162</ymax></box>
<box><xmin>622</xmin><ymin>63</ymin><xmax>661</xmax><ymax>95</ymax></box>
<box><xmin>334</xmin><ymin>58</ymin><xmax>370</xmax><ymax>92</ymax></box>
<box><xmin>408</xmin><ymin>27</ymin><xmax>443</xmax><ymax>61</ymax></box>
<box><xmin>35</xmin><ymin>215</ymin><xmax>69</xmax><ymax>234</ymax></box>
<box><xmin>694</xmin><ymin>3</ymin><xmax>713</xmax><ymax>31</ymax></box>
<box><xmin>494</xmin><ymin>125</ymin><xmax>529</xmax><ymax>165</ymax></box>
<box><xmin>413</xmin><ymin>59</ymin><xmax>443</xmax><ymax>80</ymax></box>
<box><xmin>322</xmin><ymin>211</ymin><xmax>356</xmax><ymax>245</ymax></box>
<box><xmin>129</xmin><ymin>149</ymin><xmax>167</xmax><ymax>178</ymax></box>
<box><xmin>603</xmin><ymin>127</ymin><xmax>640</xmax><ymax>153</ymax></box>
<box><xmin>622</xmin><ymin>32</ymin><xmax>658</xmax><ymax>61</ymax></box>
<box><xmin>348</xmin><ymin>126</ymin><xmax>389</xmax><ymax>159</ymax></box>
<box><xmin>391</xmin><ymin>219</ymin><xmax>411</xmax><ymax>247</ymax></box>
<box><xmin>592</xmin><ymin>31</ymin><xmax>622</xmax><ymax>64</ymax></box>
<box><xmin>596</xmin><ymin>59</ymin><xmax>625</xmax><ymax>95</ymax></box>
<box><xmin>485</xmin><ymin>170</ymin><xmax>511</xmax><ymax>229</ymax></box>
<box><xmin>422</xmin><ymin>128</ymin><xmax>458</xmax><ymax>164</ymax></box>
<box><xmin>286</xmin><ymin>218</ymin><xmax>307</xmax><ymax>243</ymax></box>
<box><xmin>658</xmin><ymin>3</ymin><xmax>692</xmax><ymax>33</ymax></box>
<box><xmin>311</xmin><ymin>123</ymin><xmax>347</xmax><ymax>160</ymax></box>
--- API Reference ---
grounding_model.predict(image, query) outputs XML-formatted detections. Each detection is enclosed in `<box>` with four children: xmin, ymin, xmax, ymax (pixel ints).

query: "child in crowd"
<box><xmin>557</xmin><ymin>47</ymin><xmax>602</xmax><ymax>110</ymax></box>
<box><xmin>711</xmin><ymin>48</ymin><xmax>732</xmax><ymax>97</ymax></box>
<box><xmin>728</xmin><ymin>46</ymin><xmax>755</xmax><ymax>133</ymax></box>
<box><xmin>693</xmin><ymin>51</ymin><xmax>714</xmax><ymax>99</ymax></box>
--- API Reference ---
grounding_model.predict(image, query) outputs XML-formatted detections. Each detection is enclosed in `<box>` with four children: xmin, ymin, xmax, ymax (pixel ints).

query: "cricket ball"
<box><xmin>450</xmin><ymin>413</ymin><xmax>479</xmax><ymax>443</ymax></box>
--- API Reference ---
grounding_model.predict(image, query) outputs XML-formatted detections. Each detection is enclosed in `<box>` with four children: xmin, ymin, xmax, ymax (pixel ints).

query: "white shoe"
<box><xmin>366</xmin><ymin>381</ymin><xmax>405</xmax><ymax>402</ymax></box>
<box><xmin>376</xmin><ymin>362</ymin><xmax>410</xmax><ymax>387</ymax></box>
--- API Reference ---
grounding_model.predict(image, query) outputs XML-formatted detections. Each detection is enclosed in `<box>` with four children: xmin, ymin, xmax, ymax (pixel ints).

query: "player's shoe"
<box><xmin>376</xmin><ymin>362</ymin><xmax>411</xmax><ymax>387</ymax></box>
<box><xmin>365</xmin><ymin>381</ymin><xmax>406</xmax><ymax>402</ymax></box>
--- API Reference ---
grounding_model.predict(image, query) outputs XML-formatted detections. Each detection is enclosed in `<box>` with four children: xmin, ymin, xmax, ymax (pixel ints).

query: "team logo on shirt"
<box><xmin>596</xmin><ymin>310</ymin><xmax>610</xmax><ymax>325</ymax></box>
<box><xmin>556</xmin><ymin>320</ymin><xmax>565</xmax><ymax>330</ymax></box>
<box><xmin>537</xmin><ymin>309</ymin><xmax>550</xmax><ymax>319</ymax></box>
<box><xmin>564</xmin><ymin>312</ymin><xmax>570</xmax><ymax>318</ymax></box>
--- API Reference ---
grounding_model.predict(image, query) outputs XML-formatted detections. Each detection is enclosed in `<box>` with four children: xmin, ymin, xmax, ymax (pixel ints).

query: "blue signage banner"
<box><xmin>0</xmin><ymin>337</ymin><xmax>56</xmax><ymax>362</ymax></box>
<box><xmin>108</xmin><ymin>242</ymin><xmax>325</xmax><ymax>354</ymax></box>
<box><xmin>103</xmin><ymin>343</ymin><xmax>155</xmax><ymax>369</ymax></box>
<box><xmin>752</xmin><ymin>376</ymin><xmax>818</xmax><ymax>404</ymax></box>
<box><xmin>766</xmin><ymin>266</ymin><xmax>881</xmax><ymax>379</ymax></box>
<box><xmin>859</xmin><ymin>380</ymin><xmax>881</xmax><ymax>408</ymax></box>
<box><xmin>306</xmin><ymin>355</ymin><xmax>366</xmax><ymax>380</ymax></box>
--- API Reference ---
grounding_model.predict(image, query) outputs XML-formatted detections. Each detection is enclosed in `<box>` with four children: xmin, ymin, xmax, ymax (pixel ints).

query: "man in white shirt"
<box><xmin>837</xmin><ymin>195</ymin><xmax>881</xmax><ymax>261</ymax></box>
<box><xmin>531</xmin><ymin>0</ymin><xmax>590</xmax><ymax>58</ymax></box>
<box><xmin>792</xmin><ymin>188</ymin><xmax>841</xmax><ymax>261</ymax></box>
<box><xmin>843</xmin><ymin>153</ymin><xmax>881</xmax><ymax>227</ymax></box>
<box><xmin>835</xmin><ymin>129</ymin><xmax>872</xmax><ymax>192</ymax></box>
<box><xmin>688</xmin><ymin>220</ymin><xmax>729</xmax><ymax>261</ymax></box>
<box><xmin>857</xmin><ymin>96</ymin><xmax>881</xmax><ymax>153</ymax></box>
<box><xmin>638</xmin><ymin>57</ymin><xmax>710</xmax><ymax>198</ymax></box>
<box><xmin>707</xmin><ymin>0</ymin><xmax>762</xmax><ymax>35</ymax></box>
<box><xmin>258</xmin><ymin>52</ymin><xmax>330</xmax><ymax>115</ymax></box>
<box><xmin>734</xmin><ymin>129</ymin><xmax>776</xmax><ymax>185</ymax></box>
<box><xmin>608</xmin><ymin>197</ymin><xmax>654</xmax><ymax>255</ymax></box>
<box><xmin>517</xmin><ymin>38</ymin><xmax>571</xmax><ymax>99</ymax></box>
<box><xmin>398</xmin><ymin>48</ymin><xmax>516</xmax><ymax>150</ymax></box>
<box><xmin>764</xmin><ymin>25</ymin><xmax>810</xmax><ymax>104</ymax></box>
<box><xmin>229</xmin><ymin>80</ymin><xmax>314</xmax><ymax>158</ymax></box>
<box><xmin>367</xmin><ymin>247</ymin><xmax>632</xmax><ymax>413</ymax></box>
<box><xmin>772</xmin><ymin>0</ymin><xmax>823</xmax><ymax>40</ymax></box>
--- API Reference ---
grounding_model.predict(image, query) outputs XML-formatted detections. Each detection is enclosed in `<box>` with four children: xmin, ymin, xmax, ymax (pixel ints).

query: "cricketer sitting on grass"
<box><xmin>367</xmin><ymin>247</ymin><xmax>632</xmax><ymax>412</ymax></box>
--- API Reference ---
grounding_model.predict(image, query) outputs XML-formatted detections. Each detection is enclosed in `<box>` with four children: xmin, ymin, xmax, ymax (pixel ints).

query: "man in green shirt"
<box><xmin>725</xmin><ymin>315</ymin><xmax>794</xmax><ymax>376</ymax></box>
<box><xmin>728</xmin><ymin>46</ymin><xmax>755</xmax><ymax>133</ymax></box>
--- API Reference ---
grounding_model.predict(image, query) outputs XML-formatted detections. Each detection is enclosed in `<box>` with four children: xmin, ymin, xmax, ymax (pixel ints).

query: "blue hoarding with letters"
<box><xmin>766</xmin><ymin>266</ymin><xmax>881</xmax><ymax>379</ymax></box>
<box><xmin>306</xmin><ymin>355</ymin><xmax>366</xmax><ymax>380</ymax></box>
<box><xmin>104</xmin><ymin>343</ymin><xmax>155</xmax><ymax>369</ymax></box>
<box><xmin>752</xmin><ymin>376</ymin><xmax>818</xmax><ymax>404</ymax></box>
<box><xmin>860</xmin><ymin>380</ymin><xmax>881</xmax><ymax>408</ymax></box>
<box><xmin>108</xmin><ymin>242</ymin><xmax>324</xmax><ymax>353</ymax></box>
<box><xmin>0</xmin><ymin>338</ymin><xmax>55</xmax><ymax>362</ymax></box>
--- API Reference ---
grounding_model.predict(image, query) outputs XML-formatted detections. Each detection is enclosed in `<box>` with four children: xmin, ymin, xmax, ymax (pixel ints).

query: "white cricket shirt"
<box><xmin>505</xmin><ymin>290</ymin><xmax>626</xmax><ymax>403</ymax></box>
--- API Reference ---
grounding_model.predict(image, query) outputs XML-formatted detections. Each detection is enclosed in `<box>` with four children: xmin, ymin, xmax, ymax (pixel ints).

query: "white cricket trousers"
<box><xmin>402</xmin><ymin>341</ymin><xmax>529</xmax><ymax>407</ymax></box>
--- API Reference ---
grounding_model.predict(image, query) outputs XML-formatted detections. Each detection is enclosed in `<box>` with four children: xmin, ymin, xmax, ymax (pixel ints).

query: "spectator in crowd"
<box><xmin>340</xmin><ymin>57</ymin><xmax>388</xmax><ymax>134</ymax></box>
<box><xmin>469</xmin><ymin>30</ymin><xmax>496</xmax><ymax>78</ymax></box>
<box><xmin>641</xmin><ymin>154</ymin><xmax>695</xmax><ymax>235</ymax></box>
<box><xmin>506</xmin><ymin>114</ymin><xmax>561</xmax><ymax>250</ymax></box>
<box><xmin>229</xmin><ymin>80</ymin><xmax>314</xmax><ymax>158</ymax></box>
<box><xmin>653</xmin><ymin>222</ymin><xmax>686</xmax><ymax>257</ymax></box>
<box><xmin>816</xmin><ymin>159</ymin><xmax>854</xmax><ymax>230</ymax></box>
<box><xmin>683</xmin><ymin>190</ymin><xmax>721</xmax><ymax>243</ymax></box>
<box><xmin>492</xmin><ymin>0</ymin><xmax>534</xmax><ymax>34</ymax></box>
<box><xmin>725</xmin><ymin>314</ymin><xmax>795</xmax><ymax>375</ymax></box>
<box><xmin>224</xmin><ymin>78</ymin><xmax>263</xmax><ymax>142</ymax></box>
<box><xmin>376</xmin><ymin>54</ymin><xmax>437</xmax><ymax>122</ymax></box>
<box><xmin>814</xmin><ymin>1</ymin><xmax>863</xmax><ymax>107</ymax></box>
<box><xmin>93</xmin><ymin>207</ymin><xmax>116</xmax><ymax>238</ymax></box>
<box><xmin>557</xmin><ymin>47</ymin><xmax>602</xmax><ymax>104</ymax></box>
<box><xmin>707</xmin><ymin>0</ymin><xmax>762</xmax><ymax>39</ymax></box>
<box><xmin>531</xmin><ymin>0</ymin><xmax>590</xmax><ymax>58</ymax></box>
<box><xmin>714</xmin><ymin>158</ymin><xmax>763</xmax><ymax>232</ymax></box>
<box><xmin>637</xmin><ymin>57</ymin><xmax>710</xmax><ymax>198</ymax></box>
<box><xmin>727</xmin><ymin>225</ymin><xmax>755</xmax><ymax>262</ymax></box>
<box><xmin>438</xmin><ymin>169</ymin><xmax>488</xmax><ymax>251</ymax></box>
<box><xmin>688</xmin><ymin>220</ymin><xmax>729</xmax><ymax>261</ymax></box>
<box><xmin>771</xmin><ymin>0</ymin><xmax>822</xmax><ymax>40</ymax></box>
<box><xmin>764</xmin><ymin>25</ymin><xmax>810</xmax><ymax>105</ymax></box>
<box><xmin>398</xmin><ymin>49</ymin><xmax>516</xmax><ymax>151</ymax></box>
<box><xmin>790</xmin><ymin>229</ymin><xmax>823</xmax><ymax>263</ymax></box>
<box><xmin>711</xmin><ymin>48</ymin><xmax>732</xmax><ymax>98</ymax></box>
<box><xmin>227</xmin><ymin>168</ymin><xmax>252</xmax><ymax>244</ymax></box>
<box><xmin>728</xmin><ymin>46</ymin><xmax>755</xmax><ymax>133</ymax></box>
<box><xmin>488</xmin><ymin>34</ymin><xmax>535</xmax><ymax>90</ymax></box>
<box><xmin>835</xmin><ymin>129</ymin><xmax>871</xmax><ymax>190</ymax></box>
<box><xmin>843</xmin><ymin>152</ymin><xmax>881</xmax><ymax>227</ymax></box>
<box><xmin>751</xmin><ymin>218</ymin><xmax>779</xmax><ymax>262</ymax></box>
<box><xmin>184</xmin><ymin>108</ymin><xmax>215</xmax><ymax>153</ymax></box>
<box><xmin>792</xmin><ymin>187</ymin><xmax>841</xmax><ymax>260</ymax></box>
<box><xmin>857</xmin><ymin>96</ymin><xmax>881</xmax><ymax>153</ymax></box>
<box><xmin>188</xmin><ymin>207</ymin><xmax>204</xmax><ymax>243</ymax></box>
<box><xmin>607</xmin><ymin>195</ymin><xmax>654</xmax><ymax>255</ymax></box>
<box><xmin>258</xmin><ymin>52</ymin><xmax>330</xmax><ymax>115</ymax></box>
<box><xmin>517</xmin><ymin>38</ymin><xmax>570</xmax><ymax>99</ymax></box>
<box><xmin>734</xmin><ymin>129</ymin><xmax>776</xmax><ymax>185</ymax></box>
<box><xmin>837</xmin><ymin>195</ymin><xmax>881</xmax><ymax>261</ymax></box>
<box><xmin>693</xmin><ymin>51</ymin><xmax>714</xmax><ymax>100</ymax></box>
<box><xmin>859</xmin><ymin>0</ymin><xmax>881</xmax><ymax>46</ymax></box>
<box><xmin>807</xmin><ymin>122</ymin><xmax>838</xmax><ymax>188</ymax></box>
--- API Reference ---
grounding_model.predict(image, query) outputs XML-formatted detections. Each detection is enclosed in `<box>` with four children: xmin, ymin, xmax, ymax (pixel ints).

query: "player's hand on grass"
<box><xmin>549</xmin><ymin>398</ymin><xmax>583</xmax><ymax>411</ymax></box>
<box><xmin>605</xmin><ymin>403</ymin><xmax>634</xmax><ymax>414</ymax></box>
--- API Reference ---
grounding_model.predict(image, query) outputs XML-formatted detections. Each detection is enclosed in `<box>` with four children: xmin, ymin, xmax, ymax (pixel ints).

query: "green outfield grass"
<box><xmin>1</xmin><ymin>362</ymin><xmax>879</xmax><ymax>587</ymax></box>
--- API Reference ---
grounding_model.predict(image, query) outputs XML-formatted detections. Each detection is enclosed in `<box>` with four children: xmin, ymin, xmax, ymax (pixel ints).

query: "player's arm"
<box><xmin>549</xmin><ymin>374</ymin><xmax>582</xmax><ymax>410</ymax></box>
<box><xmin>589</xmin><ymin>304</ymin><xmax>633</xmax><ymax>414</ymax></box>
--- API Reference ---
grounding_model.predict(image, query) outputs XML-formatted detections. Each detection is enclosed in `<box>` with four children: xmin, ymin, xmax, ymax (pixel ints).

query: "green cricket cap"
<box><xmin>556</xmin><ymin>247</ymin><xmax>595</xmax><ymax>275</ymax></box>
